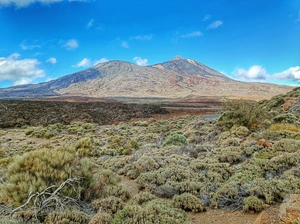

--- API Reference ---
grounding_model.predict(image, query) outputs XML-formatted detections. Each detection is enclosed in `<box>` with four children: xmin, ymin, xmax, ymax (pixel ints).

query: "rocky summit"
<box><xmin>0</xmin><ymin>57</ymin><xmax>293</xmax><ymax>100</ymax></box>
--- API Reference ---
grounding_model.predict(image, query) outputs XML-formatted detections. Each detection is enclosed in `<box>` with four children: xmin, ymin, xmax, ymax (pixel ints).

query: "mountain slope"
<box><xmin>153</xmin><ymin>56</ymin><xmax>230</xmax><ymax>80</ymax></box>
<box><xmin>0</xmin><ymin>57</ymin><xmax>293</xmax><ymax>100</ymax></box>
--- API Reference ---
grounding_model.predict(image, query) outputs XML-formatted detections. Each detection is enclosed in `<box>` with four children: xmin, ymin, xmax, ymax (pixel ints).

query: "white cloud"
<box><xmin>0</xmin><ymin>0</ymin><xmax>62</xmax><ymax>7</ymax></box>
<box><xmin>207</xmin><ymin>20</ymin><xmax>223</xmax><ymax>29</ymax></box>
<box><xmin>274</xmin><ymin>66</ymin><xmax>300</xmax><ymax>82</ymax></box>
<box><xmin>64</xmin><ymin>39</ymin><xmax>79</xmax><ymax>50</ymax></box>
<box><xmin>121</xmin><ymin>41</ymin><xmax>129</xmax><ymax>48</ymax></box>
<box><xmin>74</xmin><ymin>58</ymin><xmax>91</xmax><ymax>68</ymax></box>
<box><xmin>0</xmin><ymin>53</ymin><xmax>45</xmax><ymax>85</ymax></box>
<box><xmin>20</xmin><ymin>42</ymin><xmax>40</xmax><ymax>50</ymax></box>
<box><xmin>180</xmin><ymin>31</ymin><xmax>202</xmax><ymax>38</ymax></box>
<box><xmin>86</xmin><ymin>19</ymin><xmax>94</xmax><ymax>29</ymax></box>
<box><xmin>232</xmin><ymin>65</ymin><xmax>268</xmax><ymax>81</ymax></box>
<box><xmin>131</xmin><ymin>35</ymin><xmax>153</xmax><ymax>41</ymax></box>
<box><xmin>93</xmin><ymin>58</ymin><xmax>109</xmax><ymax>66</ymax></box>
<box><xmin>202</xmin><ymin>15</ymin><xmax>211</xmax><ymax>21</ymax></box>
<box><xmin>46</xmin><ymin>57</ymin><xmax>57</xmax><ymax>64</ymax></box>
<box><xmin>133</xmin><ymin>57</ymin><xmax>148</xmax><ymax>66</ymax></box>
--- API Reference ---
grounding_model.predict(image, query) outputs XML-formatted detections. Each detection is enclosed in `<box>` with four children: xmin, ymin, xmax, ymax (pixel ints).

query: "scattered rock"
<box><xmin>279</xmin><ymin>194</ymin><xmax>300</xmax><ymax>224</ymax></box>
<box><xmin>256</xmin><ymin>139</ymin><xmax>272</xmax><ymax>148</ymax></box>
<box><xmin>253</xmin><ymin>211</ymin><xmax>270</xmax><ymax>224</ymax></box>
<box><xmin>282</xmin><ymin>97</ymin><xmax>296</xmax><ymax>113</ymax></box>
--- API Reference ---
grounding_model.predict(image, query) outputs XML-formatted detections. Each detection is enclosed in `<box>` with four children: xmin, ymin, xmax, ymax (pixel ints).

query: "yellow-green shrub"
<box><xmin>44</xmin><ymin>210</ymin><xmax>89</xmax><ymax>224</ymax></box>
<box><xmin>92</xmin><ymin>196</ymin><xmax>124</xmax><ymax>214</ymax></box>
<box><xmin>217</xmin><ymin>100</ymin><xmax>268</xmax><ymax>130</ymax></box>
<box><xmin>89</xmin><ymin>212</ymin><xmax>112</xmax><ymax>224</ymax></box>
<box><xmin>243</xmin><ymin>196</ymin><xmax>264</xmax><ymax>212</ymax></box>
<box><xmin>112</xmin><ymin>198</ymin><xmax>188</xmax><ymax>224</ymax></box>
<box><xmin>0</xmin><ymin>146</ymin><xmax>94</xmax><ymax>206</ymax></box>
<box><xmin>172</xmin><ymin>193</ymin><xmax>205</xmax><ymax>212</ymax></box>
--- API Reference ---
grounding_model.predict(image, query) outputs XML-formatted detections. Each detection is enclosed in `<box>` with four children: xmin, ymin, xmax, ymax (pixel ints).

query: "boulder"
<box><xmin>279</xmin><ymin>194</ymin><xmax>300</xmax><ymax>224</ymax></box>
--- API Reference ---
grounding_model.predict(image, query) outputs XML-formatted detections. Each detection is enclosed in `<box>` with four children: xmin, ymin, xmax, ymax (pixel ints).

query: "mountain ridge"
<box><xmin>0</xmin><ymin>57</ymin><xmax>293</xmax><ymax>100</ymax></box>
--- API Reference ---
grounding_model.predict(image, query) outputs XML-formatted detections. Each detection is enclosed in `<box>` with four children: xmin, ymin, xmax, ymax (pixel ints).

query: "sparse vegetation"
<box><xmin>2</xmin><ymin>88</ymin><xmax>300</xmax><ymax>222</ymax></box>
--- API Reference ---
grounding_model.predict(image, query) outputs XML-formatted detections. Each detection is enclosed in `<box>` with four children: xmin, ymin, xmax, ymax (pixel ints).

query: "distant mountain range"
<box><xmin>0</xmin><ymin>56</ymin><xmax>293</xmax><ymax>100</ymax></box>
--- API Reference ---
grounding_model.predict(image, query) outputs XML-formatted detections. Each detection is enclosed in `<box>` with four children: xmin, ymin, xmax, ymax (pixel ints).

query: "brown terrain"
<box><xmin>0</xmin><ymin>98</ymin><xmax>286</xmax><ymax>224</ymax></box>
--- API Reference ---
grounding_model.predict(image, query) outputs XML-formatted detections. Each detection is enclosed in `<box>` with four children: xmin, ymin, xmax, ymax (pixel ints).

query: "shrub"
<box><xmin>172</xmin><ymin>193</ymin><xmax>205</xmax><ymax>212</ymax></box>
<box><xmin>112</xmin><ymin>199</ymin><xmax>188</xmax><ymax>224</ymax></box>
<box><xmin>44</xmin><ymin>210</ymin><xmax>89</xmax><ymax>224</ymax></box>
<box><xmin>273</xmin><ymin>139</ymin><xmax>300</xmax><ymax>153</ymax></box>
<box><xmin>162</xmin><ymin>134</ymin><xmax>188</xmax><ymax>147</ymax></box>
<box><xmin>255</xmin><ymin>152</ymin><xmax>275</xmax><ymax>159</ymax></box>
<box><xmin>211</xmin><ymin>182</ymin><xmax>246</xmax><ymax>210</ymax></box>
<box><xmin>243</xmin><ymin>196</ymin><xmax>264</xmax><ymax>212</ymax></box>
<box><xmin>0</xmin><ymin>146</ymin><xmax>94</xmax><ymax>207</ymax></box>
<box><xmin>235</xmin><ymin>126</ymin><xmax>250</xmax><ymax>138</ymax></box>
<box><xmin>89</xmin><ymin>212</ymin><xmax>112</xmax><ymax>224</ymax></box>
<box><xmin>107</xmin><ymin>136</ymin><xmax>139</xmax><ymax>155</ymax></box>
<box><xmin>218</xmin><ymin>149</ymin><xmax>243</xmax><ymax>165</ymax></box>
<box><xmin>128</xmin><ymin>192</ymin><xmax>157</xmax><ymax>206</ymax></box>
<box><xmin>273</xmin><ymin>113</ymin><xmax>300</xmax><ymax>124</ymax></box>
<box><xmin>84</xmin><ymin>169</ymin><xmax>129</xmax><ymax>201</ymax></box>
<box><xmin>92</xmin><ymin>196</ymin><xmax>124</xmax><ymax>214</ymax></box>
<box><xmin>217</xmin><ymin>100</ymin><xmax>268</xmax><ymax>130</ymax></box>
<box><xmin>0</xmin><ymin>216</ymin><xmax>18</xmax><ymax>224</ymax></box>
<box><xmin>270</xmin><ymin>123</ymin><xmax>300</xmax><ymax>132</ymax></box>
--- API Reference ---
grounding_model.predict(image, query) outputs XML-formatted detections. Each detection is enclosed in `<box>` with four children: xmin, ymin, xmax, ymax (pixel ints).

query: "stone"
<box><xmin>256</xmin><ymin>139</ymin><xmax>272</xmax><ymax>148</ymax></box>
<box><xmin>279</xmin><ymin>194</ymin><xmax>300</xmax><ymax>224</ymax></box>
<box><xmin>253</xmin><ymin>211</ymin><xmax>270</xmax><ymax>224</ymax></box>
<box><xmin>282</xmin><ymin>97</ymin><xmax>296</xmax><ymax>113</ymax></box>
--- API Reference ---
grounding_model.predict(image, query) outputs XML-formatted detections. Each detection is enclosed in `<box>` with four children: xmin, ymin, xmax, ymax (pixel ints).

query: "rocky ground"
<box><xmin>0</xmin><ymin>100</ymin><xmax>168</xmax><ymax>128</ymax></box>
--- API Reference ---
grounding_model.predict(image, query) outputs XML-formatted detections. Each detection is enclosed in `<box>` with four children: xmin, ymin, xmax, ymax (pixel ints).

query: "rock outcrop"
<box><xmin>279</xmin><ymin>194</ymin><xmax>300</xmax><ymax>224</ymax></box>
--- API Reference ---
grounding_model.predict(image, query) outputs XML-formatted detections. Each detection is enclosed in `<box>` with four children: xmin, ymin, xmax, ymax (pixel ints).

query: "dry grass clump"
<box><xmin>89</xmin><ymin>212</ymin><xmax>112</xmax><ymax>224</ymax></box>
<box><xmin>92</xmin><ymin>196</ymin><xmax>125</xmax><ymax>214</ymax></box>
<box><xmin>172</xmin><ymin>193</ymin><xmax>205</xmax><ymax>213</ymax></box>
<box><xmin>25</xmin><ymin>122</ymin><xmax>96</xmax><ymax>139</ymax></box>
<box><xmin>217</xmin><ymin>146</ymin><xmax>243</xmax><ymax>165</ymax></box>
<box><xmin>270</xmin><ymin>123</ymin><xmax>300</xmax><ymax>132</ymax></box>
<box><xmin>273</xmin><ymin>139</ymin><xmax>300</xmax><ymax>153</ymax></box>
<box><xmin>112</xmin><ymin>193</ymin><xmax>189</xmax><ymax>224</ymax></box>
<box><xmin>242</xmin><ymin>196</ymin><xmax>264</xmax><ymax>212</ymax></box>
<box><xmin>44</xmin><ymin>209</ymin><xmax>89</xmax><ymax>224</ymax></box>
<box><xmin>107</xmin><ymin>136</ymin><xmax>139</xmax><ymax>155</ymax></box>
<box><xmin>84</xmin><ymin>169</ymin><xmax>129</xmax><ymax>201</ymax></box>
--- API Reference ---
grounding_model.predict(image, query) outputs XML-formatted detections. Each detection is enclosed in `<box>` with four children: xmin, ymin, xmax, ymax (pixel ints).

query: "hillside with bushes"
<box><xmin>1</xmin><ymin>88</ymin><xmax>300</xmax><ymax>223</ymax></box>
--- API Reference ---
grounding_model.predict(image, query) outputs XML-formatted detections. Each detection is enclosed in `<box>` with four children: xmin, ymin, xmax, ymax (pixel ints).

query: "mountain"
<box><xmin>0</xmin><ymin>57</ymin><xmax>293</xmax><ymax>100</ymax></box>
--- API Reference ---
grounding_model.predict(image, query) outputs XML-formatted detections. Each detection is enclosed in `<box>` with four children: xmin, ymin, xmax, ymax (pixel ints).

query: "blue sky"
<box><xmin>0</xmin><ymin>0</ymin><xmax>300</xmax><ymax>88</ymax></box>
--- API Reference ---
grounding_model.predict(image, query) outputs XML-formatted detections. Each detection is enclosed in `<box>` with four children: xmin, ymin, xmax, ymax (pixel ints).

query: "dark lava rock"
<box><xmin>0</xmin><ymin>100</ymin><xmax>168</xmax><ymax>128</ymax></box>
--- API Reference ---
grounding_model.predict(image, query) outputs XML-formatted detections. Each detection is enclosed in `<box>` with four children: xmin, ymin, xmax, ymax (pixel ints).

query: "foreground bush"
<box><xmin>162</xmin><ymin>134</ymin><xmax>188</xmax><ymax>147</ymax></box>
<box><xmin>243</xmin><ymin>196</ymin><xmax>264</xmax><ymax>212</ymax></box>
<box><xmin>0</xmin><ymin>146</ymin><xmax>94</xmax><ymax>207</ymax></box>
<box><xmin>218</xmin><ymin>100</ymin><xmax>268</xmax><ymax>130</ymax></box>
<box><xmin>172</xmin><ymin>193</ymin><xmax>205</xmax><ymax>213</ymax></box>
<box><xmin>112</xmin><ymin>193</ymin><xmax>188</xmax><ymax>224</ymax></box>
<box><xmin>89</xmin><ymin>212</ymin><xmax>112</xmax><ymax>224</ymax></box>
<box><xmin>44</xmin><ymin>210</ymin><xmax>89</xmax><ymax>224</ymax></box>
